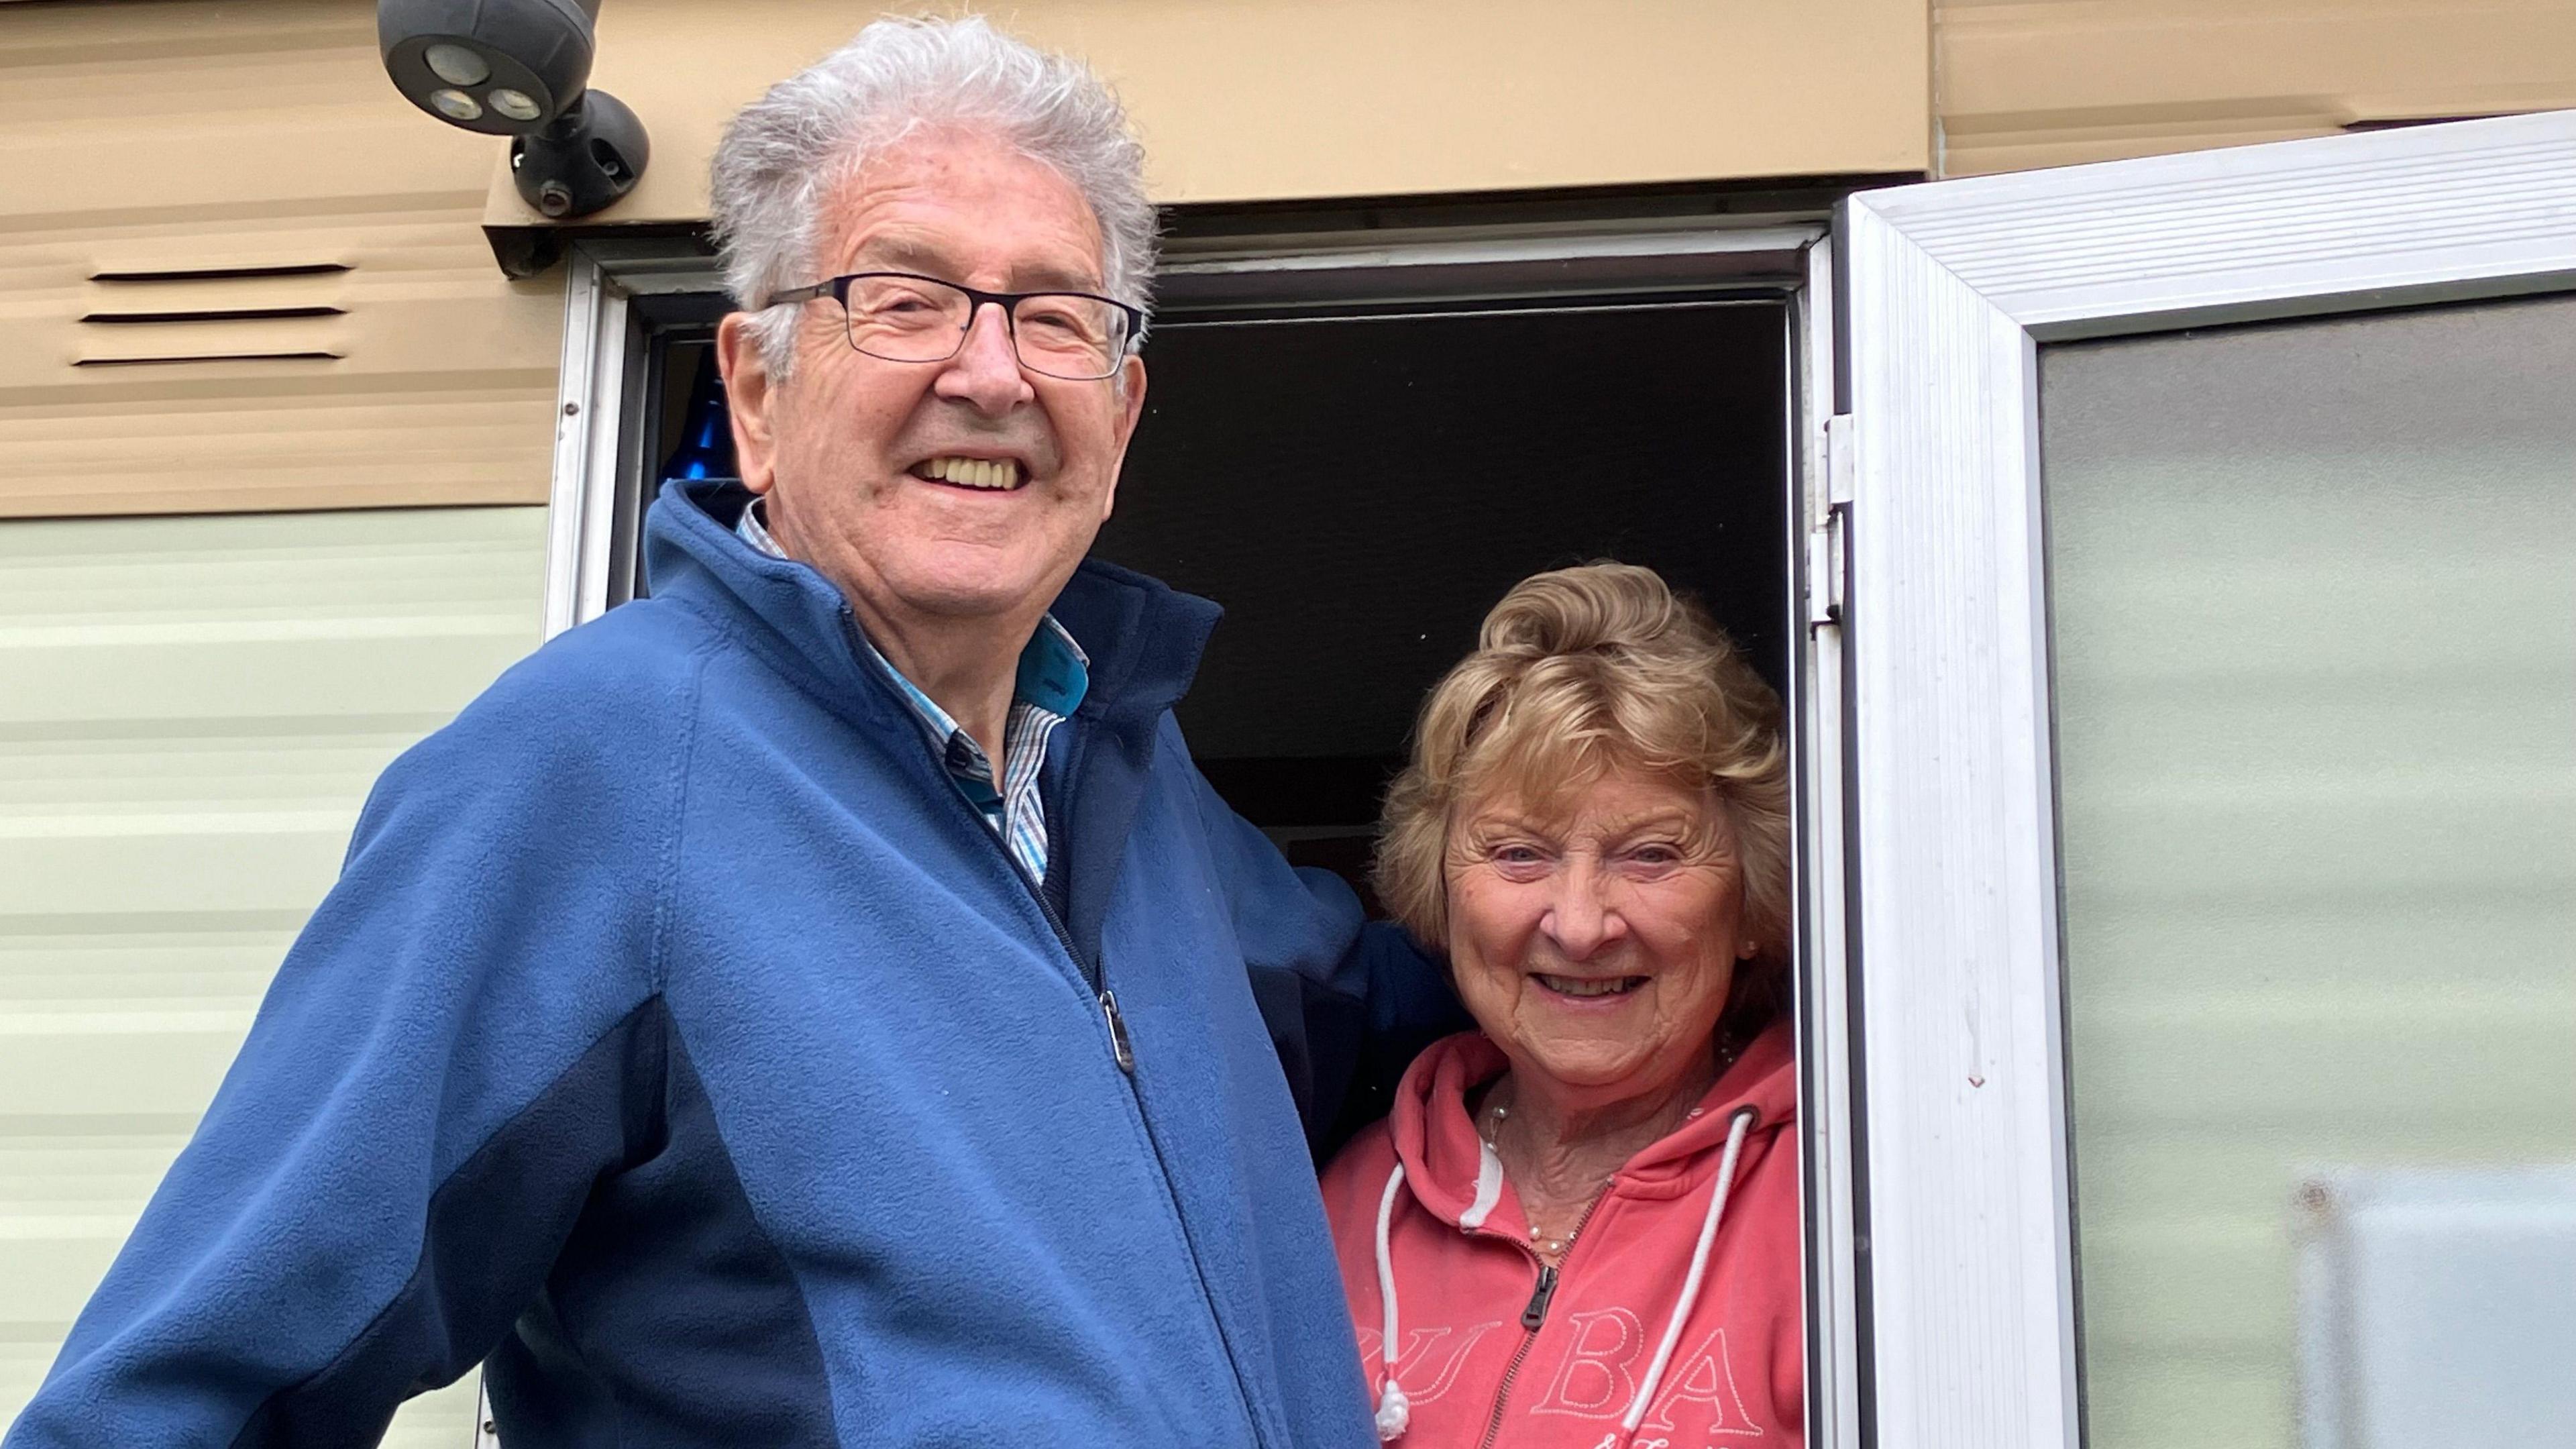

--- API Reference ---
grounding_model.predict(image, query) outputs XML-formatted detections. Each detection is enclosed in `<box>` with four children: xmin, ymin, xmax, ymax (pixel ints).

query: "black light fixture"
<box><xmin>378</xmin><ymin>0</ymin><xmax>649</xmax><ymax>219</ymax></box>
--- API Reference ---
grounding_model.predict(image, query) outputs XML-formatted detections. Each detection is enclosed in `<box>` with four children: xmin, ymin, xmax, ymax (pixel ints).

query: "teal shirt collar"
<box><xmin>734</xmin><ymin>494</ymin><xmax>1089</xmax><ymax>726</ymax></box>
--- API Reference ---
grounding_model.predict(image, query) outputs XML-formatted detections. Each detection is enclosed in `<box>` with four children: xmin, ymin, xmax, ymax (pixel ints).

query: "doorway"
<box><xmin>1100</xmin><ymin>292</ymin><xmax>1790</xmax><ymax>890</ymax></box>
<box><xmin>615</xmin><ymin>239</ymin><xmax>1803</xmax><ymax>898</ymax></box>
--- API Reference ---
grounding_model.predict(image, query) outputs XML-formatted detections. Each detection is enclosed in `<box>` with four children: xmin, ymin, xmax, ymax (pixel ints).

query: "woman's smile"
<box><xmin>1529</xmin><ymin>971</ymin><xmax>1650</xmax><ymax>1000</ymax></box>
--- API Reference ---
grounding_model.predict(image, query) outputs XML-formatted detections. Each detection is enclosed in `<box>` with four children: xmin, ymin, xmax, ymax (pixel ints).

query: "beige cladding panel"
<box><xmin>16</xmin><ymin>0</ymin><xmax>2570</xmax><ymax>515</ymax></box>
<box><xmin>0</xmin><ymin>0</ymin><xmax>563</xmax><ymax>520</ymax></box>
<box><xmin>1936</xmin><ymin>0</ymin><xmax>2576</xmax><ymax>176</ymax></box>
<box><xmin>481</xmin><ymin>0</ymin><xmax>1933</xmax><ymax>229</ymax></box>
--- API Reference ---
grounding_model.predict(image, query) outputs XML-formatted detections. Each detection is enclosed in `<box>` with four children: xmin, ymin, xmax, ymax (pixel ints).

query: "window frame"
<box><xmin>535</xmin><ymin>215</ymin><xmax>1870</xmax><ymax>1449</ymax></box>
<box><xmin>1835</xmin><ymin>108</ymin><xmax>2576</xmax><ymax>1449</ymax></box>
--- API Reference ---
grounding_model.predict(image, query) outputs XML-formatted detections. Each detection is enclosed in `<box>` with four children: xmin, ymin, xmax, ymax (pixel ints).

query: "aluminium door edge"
<box><xmin>544</xmin><ymin>241</ymin><xmax>729</xmax><ymax>639</ymax></box>
<box><xmin>545</xmin><ymin>244</ymin><xmax>629</xmax><ymax>639</ymax></box>
<box><xmin>1791</xmin><ymin>230</ymin><xmax>1866</xmax><ymax>1449</ymax></box>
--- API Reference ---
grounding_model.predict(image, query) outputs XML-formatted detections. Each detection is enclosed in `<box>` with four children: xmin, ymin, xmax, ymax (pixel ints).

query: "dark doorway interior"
<box><xmin>1095</xmin><ymin>296</ymin><xmax>1790</xmax><ymax>890</ymax></box>
<box><xmin>631</xmin><ymin>293</ymin><xmax>1794</xmax><ymax>897</ymax></box>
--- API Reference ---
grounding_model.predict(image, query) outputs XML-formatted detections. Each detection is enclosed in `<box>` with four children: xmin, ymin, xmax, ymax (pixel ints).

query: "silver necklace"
<box><xmin>1481</xmin><ymin>1032</ymin><xmax>1745</xmax><ymax>1258</ymax></box>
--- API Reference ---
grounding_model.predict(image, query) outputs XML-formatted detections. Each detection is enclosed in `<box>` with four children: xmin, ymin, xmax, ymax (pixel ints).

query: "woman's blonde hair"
<box><xmin>1375</xmin><ymin>562</ymin><xmax>1792</xmax><ymax>1028</ymax></box>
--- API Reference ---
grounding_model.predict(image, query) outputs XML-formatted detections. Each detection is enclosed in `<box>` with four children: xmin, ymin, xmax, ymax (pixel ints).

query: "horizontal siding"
<box><xmin>0</xmin><ymin>0</ymin><xmax>561</xmax><ymax>519</ymax></box>
<box><xmin>2041</xmin><ymin>297</ymin><xmax>2576</xmax><ymax>1448</ymax></box>
<box><xmin>1935</xmin><ymin>0</ymin><xmax>2576</xmax><ymax>176</ymax></box>
<box><xmin>480</xmin><ymin>0</ymin><xmax>1930</xmax><ymax>229</ymax></box>
<box><xmin>0</xmin><ymin>506</ymin><xmax>548</xmax><ymax>1447</ymax></box>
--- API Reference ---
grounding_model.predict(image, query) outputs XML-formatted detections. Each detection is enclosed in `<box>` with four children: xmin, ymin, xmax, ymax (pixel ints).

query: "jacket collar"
<box><xmin>641</xmin><ymin>477</ymin><xmax>1219</xmax><ymax>742</ymax></box>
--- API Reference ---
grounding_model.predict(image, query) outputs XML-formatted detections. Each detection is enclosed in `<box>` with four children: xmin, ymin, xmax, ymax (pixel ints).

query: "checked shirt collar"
<box><xmin>737</xmin><ymin>496</ymin><xmax>1087</xmax><ymax>886</ymax></box>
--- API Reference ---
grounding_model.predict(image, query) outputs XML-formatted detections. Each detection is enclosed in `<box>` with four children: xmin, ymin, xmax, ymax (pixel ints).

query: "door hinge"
<box><xmin>1824</xmin><ymin>411</ymin><xmax>1856</xmax><ymax>509</ymax></box>
<box><xmin>1809</xmin><ymin>414</ymin><xmax>1855</xmax><ymax>631</ymax></box>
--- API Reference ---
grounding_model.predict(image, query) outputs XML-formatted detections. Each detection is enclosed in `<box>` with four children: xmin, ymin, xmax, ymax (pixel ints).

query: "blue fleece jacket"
<box><xmin>5</xmin><ymin>479</ymin><xmax>1461</xmax><ymax>1449</ymax></box>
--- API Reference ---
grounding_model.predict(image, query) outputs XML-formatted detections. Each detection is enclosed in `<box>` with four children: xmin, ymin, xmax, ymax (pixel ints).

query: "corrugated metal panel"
<box><xmin>0</xmin><ymin>0</ymin><xmax>562</xmax><ymax>520</ymax></box>
<box><xmin>1935</xmin><ymin>0</ymin><xmax>2576</xmax><ymax>176</ymax></box>
<box><xmin>0</xmin><ymin>504</ymin><xmax>549</xmax><ymax>1446</ymax></box>
<box><xmin>2041</xmin><ymin>297</ymin><xmax>2576</xmax><ymax>1445</ymax></box>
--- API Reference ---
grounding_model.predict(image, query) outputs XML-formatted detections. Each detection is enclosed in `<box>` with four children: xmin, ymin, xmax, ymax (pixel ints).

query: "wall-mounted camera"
<box><xmin>378</xmin><ymin>0</ymin><xmax>649</xmax><ymax>220</ymax></box>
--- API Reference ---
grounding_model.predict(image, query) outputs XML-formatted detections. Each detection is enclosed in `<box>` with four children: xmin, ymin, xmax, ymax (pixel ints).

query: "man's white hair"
<box><xmin>710</xmin><ymin>15</ymin><xmax>1159</xmax><ymax>377</ymax></box>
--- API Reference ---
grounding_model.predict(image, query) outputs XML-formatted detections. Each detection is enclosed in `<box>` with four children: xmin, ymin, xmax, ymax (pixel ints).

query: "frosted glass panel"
<box><xmin>2040</xmin><ymin>295</ymin><xmax>2576</xmax><ymax>1449</ymax></box>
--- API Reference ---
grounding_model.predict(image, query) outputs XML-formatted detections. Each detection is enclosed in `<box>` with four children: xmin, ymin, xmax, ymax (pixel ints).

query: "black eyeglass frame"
<box><xmin>761</xmin><ymin>270</ymin><xmax>1146</xmax><ymax>381</ymax></box>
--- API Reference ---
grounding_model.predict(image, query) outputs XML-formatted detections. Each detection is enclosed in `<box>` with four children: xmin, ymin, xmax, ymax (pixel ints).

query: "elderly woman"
<box><xmin>1320</xmin><ymin>562</ymin><xmax>1801</xmax><ymax>1447</ymax></box>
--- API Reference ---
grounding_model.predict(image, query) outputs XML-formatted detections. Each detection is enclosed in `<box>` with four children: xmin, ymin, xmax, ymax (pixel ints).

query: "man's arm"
<box><xmin>3</xmin><ymin>653</ymin><xmax>688</xmax><ymax>1448</ymax></box>
<box><xmin>1179</xmin><ymin>739</ymin><xmax>1468</xmax><ymax>1157</ymax></box>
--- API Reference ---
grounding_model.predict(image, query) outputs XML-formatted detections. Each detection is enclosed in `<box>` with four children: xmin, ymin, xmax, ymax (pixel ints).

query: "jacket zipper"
<box><xmin>1474</xmin><ymin>1195</ymin><xmax>1608</xmax><ymax>1449</ymax></box>
<box><xmin>1008</xmin><ymin>768</ymin><xmax>1264</xmax><ymax>1443</ymax></box>
<box><xmin>1022</xmin><ymin>859</ymin><xmax>1133</xmax><ymax>1075</ymax></box>
<box><xmin>838</xmin><ymin>611</ymin><xmax>1132</xmax><ymax>1073</ymax></box>
<box><xmin>848</xmin><ymin>614</ymin><xmax>1258</xmax><ymax>1440</ymax></box>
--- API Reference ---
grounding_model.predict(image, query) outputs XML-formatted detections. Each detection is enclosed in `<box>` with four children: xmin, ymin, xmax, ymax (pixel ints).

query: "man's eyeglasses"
<box><xmin>762</xmin><ymin>272</ymin><xmax>1143</xmax><ymax>382</ymax></box>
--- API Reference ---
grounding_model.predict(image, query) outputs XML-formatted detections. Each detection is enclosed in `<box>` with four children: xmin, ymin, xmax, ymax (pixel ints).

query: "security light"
<box><xmin>378</xmin><ymin>0</ymin><xmax>649</xmax><ymax>220</ymax></box>
<box><xmin>421</xmin><ymin>42</ymin><xmax>489</xmax><ymax>87</ymax></box>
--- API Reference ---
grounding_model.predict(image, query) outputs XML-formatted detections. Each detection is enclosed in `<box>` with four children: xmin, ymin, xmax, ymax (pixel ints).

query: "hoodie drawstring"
<box><xmin>1620</xmin><ymin>1104</ymin><xmax>1756</xmax><ymax>1434</ymax></box>
<box><xmin>1372</xmin><ymin>1162</ymin><xmax>1411</xmax><ymax>1440</ymax></box>
<box><xmin>1370</xmin><ymin>1103</ymin><xmax>1760</xmax><ymax>1444</ymax></box>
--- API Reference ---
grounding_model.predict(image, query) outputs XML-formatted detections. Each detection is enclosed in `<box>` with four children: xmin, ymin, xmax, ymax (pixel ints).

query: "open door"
<box><xmin>1836</xmin><ymin>112</ymin><xmax>2576</xmax><ymax>1448</ymax></box>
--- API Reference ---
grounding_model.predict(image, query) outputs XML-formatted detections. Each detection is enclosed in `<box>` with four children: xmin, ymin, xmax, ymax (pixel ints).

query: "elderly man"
<box><xmin>3</xmin><ymin>18</ymin><xmax>1455</xmax><ymax>1449</ymax></box>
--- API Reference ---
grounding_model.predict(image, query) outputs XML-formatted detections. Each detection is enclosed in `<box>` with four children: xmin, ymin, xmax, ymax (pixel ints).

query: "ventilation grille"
<box><xmin>74</xmin><ymin>262</ymin><xmax>352</xmax><ymax>368</ymax></box>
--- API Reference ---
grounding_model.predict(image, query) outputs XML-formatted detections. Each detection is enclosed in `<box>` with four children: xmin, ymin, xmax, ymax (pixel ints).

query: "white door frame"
<box><xmin>524</xmin><ymin>216</ymin><xmax>1862</xmax><ymax>1448</ymax></box>
<box><xmin>1836</xmin><ymin>109</ymin><xmax>2576</xmax><ymax>1448</ymax></box>
<box><xmin>543</xmin><ymin>239</ymin><xmax>723</xmax><ymax>639</ymax></box>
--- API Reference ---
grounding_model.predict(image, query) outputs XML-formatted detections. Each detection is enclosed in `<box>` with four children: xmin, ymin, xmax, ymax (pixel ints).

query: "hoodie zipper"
<box><xmin>1474</xmin><ymin>1194</ymin><xmax>1609</xmax><ymax>1449</ymax></box>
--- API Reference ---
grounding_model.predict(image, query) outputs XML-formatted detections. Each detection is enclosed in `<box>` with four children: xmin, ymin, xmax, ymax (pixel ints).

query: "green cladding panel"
<box><xmin>0</xmin><ymin>506</ymin><xmax>548</xmax><ymax>1446</ymax></box>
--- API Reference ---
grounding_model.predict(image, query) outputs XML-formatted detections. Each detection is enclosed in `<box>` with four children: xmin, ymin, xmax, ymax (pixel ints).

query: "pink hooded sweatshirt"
<box><xmin>1319</xmin><ymin>1024</ymin><xmax>1802</xmax><ymax>1449</ymax></box>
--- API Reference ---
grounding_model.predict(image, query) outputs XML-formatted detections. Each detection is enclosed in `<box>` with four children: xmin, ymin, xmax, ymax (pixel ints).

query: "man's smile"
<box><xmin>910</xmin><ymin>455</ymin><xmax>1028</xmax><ymax>490</ymax></box>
